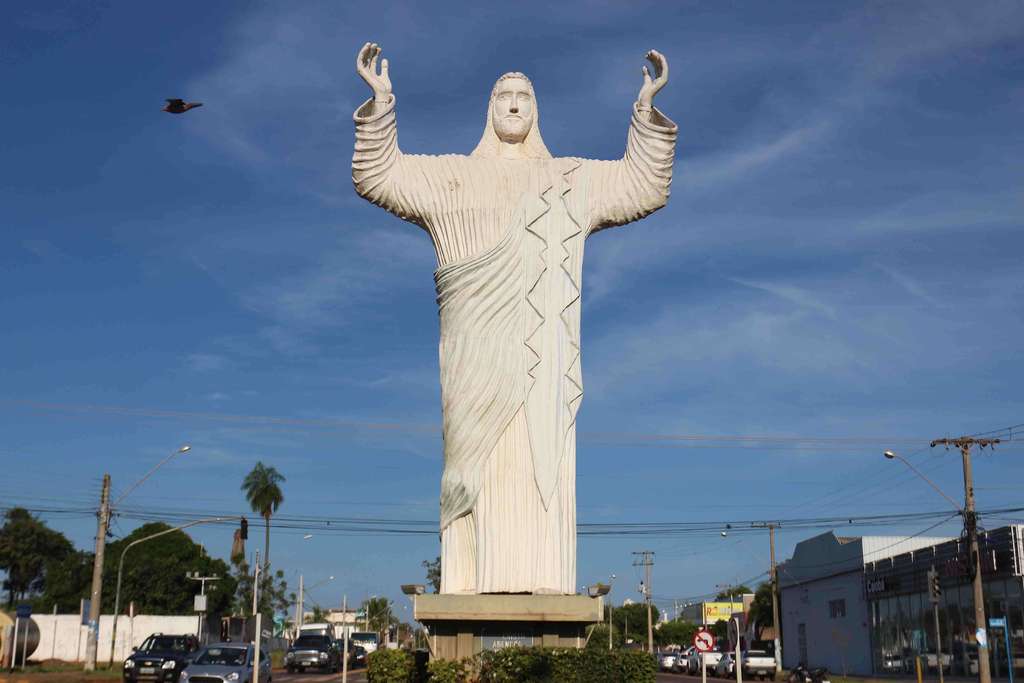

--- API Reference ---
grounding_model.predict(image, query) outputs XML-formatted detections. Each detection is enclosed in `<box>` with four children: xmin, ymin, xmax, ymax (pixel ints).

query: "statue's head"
<box><xmin>491</xmin><ymin>74</ymin><xmax>534</xmax><ymax>144</ymax></box>
<box><xmin>472</xmin><ymin>72</ymin><xmax>551</xmax><ymax>159</ymax></box>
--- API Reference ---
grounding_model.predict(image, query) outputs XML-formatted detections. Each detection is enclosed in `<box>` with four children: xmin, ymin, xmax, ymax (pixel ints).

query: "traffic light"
<box><xmin>240</xmin><ymin>517</ymin><xmax>248</xmax><ymax>540</ymax></box>
<box><xmin>927</xmin><ymin>567</ymin><xmax>942</xmax><ymax>602</ymax></box>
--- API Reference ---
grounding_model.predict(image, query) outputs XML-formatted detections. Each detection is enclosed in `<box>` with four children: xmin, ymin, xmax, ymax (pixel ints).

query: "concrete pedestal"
<box><xmin>413</xmin><ymin>594</ymin><xmax>603</xmax><ymax>660</ymax></box>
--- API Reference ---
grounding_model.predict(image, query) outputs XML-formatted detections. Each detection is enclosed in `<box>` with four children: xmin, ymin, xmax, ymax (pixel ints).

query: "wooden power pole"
<box><xmin>84</xmin><ymin>474</ymin><xmax>110</xmax><ymax>671</ymax></box>
<box><xmin>633</xmin><ymin>551</ymin><xmax>655</xmax><ymax>654</ymax></box>
<box><xmin>931</xmin><ymin>436</ymin><xmax>999</xmax><ymax>683</ymax></box>
<box><xmin>753</xmin><ymin>522</ymin><xmax>784</xmax><ymax>673</ymax></box>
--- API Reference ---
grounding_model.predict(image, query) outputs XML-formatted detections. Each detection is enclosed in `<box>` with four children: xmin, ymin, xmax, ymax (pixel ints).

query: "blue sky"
<box><xmin>2</xmin><ymin>0</ymin><xmax>1023</xmax><ymax>616</ymax></box>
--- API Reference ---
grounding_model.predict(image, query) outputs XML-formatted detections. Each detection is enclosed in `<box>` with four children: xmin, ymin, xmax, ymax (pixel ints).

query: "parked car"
<box><xmin>688</xmin><ymin>645</ymin><xmax>724</xmax><ymax>674</ymax></box>
<box><xmin>123</xmin><ymin>633</ymin><xmax>199</xmax><ymax>683</ymax></box>
<box><xmin>741</xmin><ymin>650</ymin><xmax>776</xmax><ymax>679</ymax></box>
<box><xmin>715</xmin><ymin>652</ymin><xmax>737</xmax><ymax>677</ymax></box>
<box><xmin>284</xmin><ymin>634</ymin><xmax>341</xmax><ymax>673</ymax></box>
<box><xmin>178</xmin><ymin>643</ymin><xmax>271</xmax><ymax>683</ymax></box>
<box><xmin>673</xmin><ymin>646</ymin><xmax>695</xmax><ymax>672</ymax></box>
<box><xmin>659</xmin><ymin>651</ymin><xmax>679</xmax><ymax>671</ymax></box>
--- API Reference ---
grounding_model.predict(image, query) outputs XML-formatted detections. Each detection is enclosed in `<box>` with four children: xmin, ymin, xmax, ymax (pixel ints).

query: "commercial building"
<box><xmin>780</xmin><ymin>525</ymin><xmax>1024</xmax><ymax>676</ymax></box>
<box><xmin>779</xmin><ymin>531</ymin><xmax>949</xmax><ymax>674</ymax></box>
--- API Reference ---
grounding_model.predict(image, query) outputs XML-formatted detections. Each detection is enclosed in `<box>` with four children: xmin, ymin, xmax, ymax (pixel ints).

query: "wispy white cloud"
<box><xmin>873</xmin><ymin>263</ymin><xmax>941</xmax><ymax>309</ymax></box>
<box><xmin>239</xmin><ymin>227</ymin><xmax>431</xmax><ymax>349</ymax></box>
<box><xmin>730</xmin><ymin>277</ymin><xmax>838</xmax><ymax>319</ymax></box>
<box><xmin>680</xmin><ymin>121</ymin><xmax>830</xmax><ymax>191</ymax></box>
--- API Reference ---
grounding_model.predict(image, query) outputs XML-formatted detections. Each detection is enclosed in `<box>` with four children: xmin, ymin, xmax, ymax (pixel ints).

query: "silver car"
<box><xmin>178</xmin><ymin>643</ymin><xmax>272</xmax><ymax>683</ymax></box>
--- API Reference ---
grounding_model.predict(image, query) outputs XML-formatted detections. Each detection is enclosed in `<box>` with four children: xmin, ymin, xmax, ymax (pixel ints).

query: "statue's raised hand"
<box><xmin>637</xmin><ymin>49</ymin><xmax>668</xmax><ymax>110</ymax></box>
<box><xmin>357</xmin><ymin>42</ymin><xmax>391</xmax><ymax>103</ymax></box>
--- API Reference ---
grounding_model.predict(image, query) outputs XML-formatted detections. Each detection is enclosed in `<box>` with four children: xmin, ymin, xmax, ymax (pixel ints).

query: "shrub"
<box><xmin>368</xmin><ymin>648</ymin><xmax>415</xmax><ymax>683</ymax></box>
<box><xmin>616</xmin><ymin>648</ymin><xmax>656</xmax><ymax>682</ymax></box>
<box><xmin>427</xmin><ymin>657</ymin><xmax>471</xmax><ymax>683</ymax></box>
<box><xmin>473</xmin><ymin>646</ymin><xmax>655</xmax><ymax>683</ymax></box>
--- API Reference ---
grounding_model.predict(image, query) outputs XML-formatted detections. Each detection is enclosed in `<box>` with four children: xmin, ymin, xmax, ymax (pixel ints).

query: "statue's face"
<box><xmin>491</xmin><ymin>77</ymin><xmax>534</xmax><ymax>145</ymax></box>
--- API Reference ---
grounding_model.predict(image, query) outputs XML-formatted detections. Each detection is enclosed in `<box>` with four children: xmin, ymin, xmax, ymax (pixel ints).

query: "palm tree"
<box><xmin>241</xmin><ymin>462</ymin><xmax>285</xmax><ymax>573</ymax></box>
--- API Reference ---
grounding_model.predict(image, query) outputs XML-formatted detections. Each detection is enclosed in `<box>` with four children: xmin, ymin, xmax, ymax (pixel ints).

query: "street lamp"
<box><xmin>296</xmin><ymin>575</ymin><xmax>335</xmax><ymax>630</ymax></box>
<box><xmin>882</xmin><ymin>450</ymin><xmax>962</xmax><ymax>512</ymax></box>
<box><xmin>607</xmin><ymin>574</ymin><xmax>616</xmax><ymax>650</ymax></box>
<box><xmin>112</xmin><ymin>445</ymin><xmax>192</xmax><ymax>507</ymax></box>
<box><xmin>110</xmin><ymin>516</ymin><xmax>227</xmax><ymax>666</ymax></box>
<box><xmin>886</xmin><ymin>443</ymin><xmax>996</xmax><ymax>683</ymax></box>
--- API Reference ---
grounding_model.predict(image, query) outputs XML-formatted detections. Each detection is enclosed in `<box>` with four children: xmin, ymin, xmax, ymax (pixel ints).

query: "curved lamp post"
<box><xmin>112</xmin><ymin>445</ymin><xmax>191</xmax><ymax>508</ymax></box>
<box><xmin>882</xmin><ymin>450</ymin><xmax>962</xmax><ymax>512</ymax></box>
<box><xmin>109</xmin><ymin>516</ymin><xmax>228</xmax><ymax>666</ymax></box>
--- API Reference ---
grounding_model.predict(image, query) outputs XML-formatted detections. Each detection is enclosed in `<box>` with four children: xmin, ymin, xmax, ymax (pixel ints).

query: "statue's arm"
<box><xmin>352</xmin><ymin>95</ymin><xmax>427</xmax><ymax>222</ymax></box>
<box><xmin>351</xmin><ymin>43</ymin><xmax>429</xmax><ymax>224</ymax></box>
<box><xmin>587</xmin><ymin>50</ymin><xmax>678</xmax><ymax>234</ymax></box>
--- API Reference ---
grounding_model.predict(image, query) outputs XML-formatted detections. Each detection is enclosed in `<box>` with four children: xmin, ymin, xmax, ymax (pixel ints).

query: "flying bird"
<box><xmin>163</xmin><ymin>98</ymin><xmax>203</xmax><ymax>114</ymax></box>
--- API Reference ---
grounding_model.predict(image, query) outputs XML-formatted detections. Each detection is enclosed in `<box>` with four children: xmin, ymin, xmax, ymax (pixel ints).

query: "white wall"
<box><xmin>781</xmin><ymin>571</ymin><xmax>872</xmax><ymax>675</ymax></box>
<box><xmin>31</xmin><ymin>614</ymin><xmax>199</xmax><ymax>664</ymax></box>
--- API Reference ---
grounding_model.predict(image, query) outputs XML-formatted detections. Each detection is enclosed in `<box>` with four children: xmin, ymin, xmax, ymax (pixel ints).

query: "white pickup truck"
<box><xmin>741</xmin><ymin>649</ymin><xmax>777</xmax><ymax>679</ymax></box>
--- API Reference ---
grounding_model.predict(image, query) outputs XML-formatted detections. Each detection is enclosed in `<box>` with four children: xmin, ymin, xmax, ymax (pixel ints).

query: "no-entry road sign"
<box><xmin>694</xmin><ymin>628</ymin><xmax>715</xmax><ymax>652</ymax></box>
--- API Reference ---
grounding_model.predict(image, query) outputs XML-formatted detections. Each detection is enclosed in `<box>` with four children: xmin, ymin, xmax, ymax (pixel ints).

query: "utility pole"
<box><xmin>84</xmin><ymin>474</ymin><xmax>110</xmax><ymax>672</ymax></box>
<box><xmin>928</xmin><ymin>567</ymin><xmax>945</xmax><ymax>683</ymax></box>
<box><xmin>296</xmin><ymin>575</ymin><xmax>304</xmax><ymax>634</ymax></box>
<box><xmin>250</xmin><ymin>550</ymin><xmax>261</xmax><ymax>640</ymax></box>
<box><xmin>251</xmin><ymin>551</ymin><xmax>262</xmax><ymax>683</ymax></box>
<box><xmin>931</xmin><ymin>436</ymin><xmax>999</xmax><ymax>683</ymax></box>
<box><xmin>606</xmin><ymin>572</ymin><xmax>616</xmax><ymax>651</ymax></box>
<box><xmin>633</xmin><ymin>551</ymin><xmax>655</xmax><ymax>654</ymax></box>
<box><xmin>341</xmin><ymin>595</ymin><xmax>349</xmax><ymax>683</ymax></box>
<box><xmin>753</xmin><ymin>522</ymin><xmax>783</xmax><ymax>674</ymax></box>
<box><xmin>187</xmin><ymin>572</ymin><xmax>220</xmax><ymax>644</ymax></box>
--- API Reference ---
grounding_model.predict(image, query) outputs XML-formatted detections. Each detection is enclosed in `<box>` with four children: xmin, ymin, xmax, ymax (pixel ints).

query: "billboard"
<box><xmin>703</xmin><ymin>601</ymin><xmax>742</xmax><ymax>624</ymax></box>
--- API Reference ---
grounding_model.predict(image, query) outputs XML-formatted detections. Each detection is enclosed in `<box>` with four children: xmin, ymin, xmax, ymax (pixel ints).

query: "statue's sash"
<box><xmin>435</xmin><ymin>159</ymin><xmax>585</xmax><ymax>532</ymax></box>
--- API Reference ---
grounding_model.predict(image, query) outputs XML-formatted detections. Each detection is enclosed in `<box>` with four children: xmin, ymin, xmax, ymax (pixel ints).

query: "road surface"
<box><xmin>274</xmin><ymin>670</ymin><xmax>368</xmax><ymax>683</ymax></box>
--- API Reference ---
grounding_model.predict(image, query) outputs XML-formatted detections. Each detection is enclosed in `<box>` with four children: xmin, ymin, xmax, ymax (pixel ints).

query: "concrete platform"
<box><xmin>414</xmin><ymin>594</ymin><xmax>604</xmax><ymax>660</ymax></box>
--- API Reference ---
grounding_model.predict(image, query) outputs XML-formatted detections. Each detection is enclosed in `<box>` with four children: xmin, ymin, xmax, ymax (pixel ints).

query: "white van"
<box><xmin>298</xmin><ymin>623</ymin><xmax>337</xmax><ymax>640</ymax></box>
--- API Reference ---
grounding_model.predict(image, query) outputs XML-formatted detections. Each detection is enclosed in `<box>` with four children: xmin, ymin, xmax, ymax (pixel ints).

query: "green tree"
<box><xmin>231</xmin><ymin>555</ymin><xmax>293</xmax><ymax>622</ymax></box>
<box><xmin>422</xmin><ymin>556</ymin><xmax>441</xmax><ymax>593</ymax></box>
<box><xmin>37</xmin><ymin>550</ymin><xmax>94</xmax><ymax>613</ymax></box>
<box><xmin>604</xmin><ymin>602</ymin><xmax>658</xmax><ymax>647</ymax></box>
<box><xmin>101</xmin><ymin>522</ymin><xmax>235</xmax><ymax>615</ymax></box>
<box><xmin>656</xmin><ymin>619</ymin><xmax>698</xmax><ymax>647</ymax></box>
<box><xmin>0</xmin><ymin>507</ymin><xmax>74</xmax><ymax>606</ymax></box>
<box><xmin>241</xmin><ymin>462</ymin><xmax>285</xmax><ymax>572</ymax></box>
<box><xmin>714</xmin><ymin>585</ymin><xmax>752</xmax><ymax>601</ymax></box>
<box><xmin>747</xmin><ymin>581</ymin><xmax>777</xmax><ymax>638</ymax></box>
<box><xmin>361</xmin><ymin>596</ymin><xmax>396</xmax><ymax>642</ymax></box>
<box><xmin>710</xmin><ymin>619</ymin><xmax>729</xmax><ymax>644</ymax></box>
<box><xmin>310</xmin><ymin>605</ymin><xmax>326</xmax><ymax>622</ymax></box>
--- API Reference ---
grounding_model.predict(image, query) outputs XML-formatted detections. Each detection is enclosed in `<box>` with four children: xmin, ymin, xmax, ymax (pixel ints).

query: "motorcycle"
<box><xmin>788</xmin><ymin>664</ymin><xmax>831</xmax><ymax>683</ymax></box>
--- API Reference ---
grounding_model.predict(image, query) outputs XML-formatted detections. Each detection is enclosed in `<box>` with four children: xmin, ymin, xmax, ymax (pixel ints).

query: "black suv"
<box><xmin>122</xmin><ymin>633</ymin><xmax>199</xmax><ymax>682</ymax></box>
<box><xmin>284</xmin><ymin>634</ymin><xmax>342</xmax><ymax>673</ymax></box>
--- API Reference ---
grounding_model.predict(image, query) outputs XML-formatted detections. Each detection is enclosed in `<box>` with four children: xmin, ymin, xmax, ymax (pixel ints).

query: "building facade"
<box><xmin>780</xmin><ymin>526</ymin><xmax>1024</xmax><ymax>676</ymax></box>
<box><xmin>864</xmin><ymin>524</ymin><xmax>1024</xmax><ymax>677</ymax></box>
<box><xmin>779</xmin><ymin>531</ymin><xmax>951</xmax><ymax>675</ymax></box>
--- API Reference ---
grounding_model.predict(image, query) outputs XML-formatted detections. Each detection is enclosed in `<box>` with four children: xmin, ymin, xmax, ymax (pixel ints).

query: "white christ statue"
<box><xmin>352</xmin><ymin>42</ymin><xmax>676</xmax><ymax>595</ymax></box>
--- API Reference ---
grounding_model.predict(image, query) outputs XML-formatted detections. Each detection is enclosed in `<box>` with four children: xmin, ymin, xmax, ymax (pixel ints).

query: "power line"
<box><xmin>7</xmin><ymin>502</ymin><xmax>1021</xmax><ymax>538</ymax></box>
<box><xmin>5</xmin><ymin>399</ymin><xmax>1020</xmax><ymax>450</ymax></box>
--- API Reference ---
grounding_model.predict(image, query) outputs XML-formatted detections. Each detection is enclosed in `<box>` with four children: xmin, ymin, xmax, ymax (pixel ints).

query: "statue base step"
<box><xmin>413</xmin><ymin>594</ymin><xmax>604</xmax><ymax>660</ymax></box>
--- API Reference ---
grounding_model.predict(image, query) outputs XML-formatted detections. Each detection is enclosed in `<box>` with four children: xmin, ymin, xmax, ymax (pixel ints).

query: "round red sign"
<box><xmin>693</xmin><ymin>629</ymin><xmax>715</xmax><ymax>652</ymax></box>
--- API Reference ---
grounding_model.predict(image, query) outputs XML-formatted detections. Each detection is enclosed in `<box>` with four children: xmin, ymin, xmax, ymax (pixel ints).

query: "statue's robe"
<box><xmin>353</xmin><ymin>96</ymin><xmax>677</xmax><ymax>594</ymax></box>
